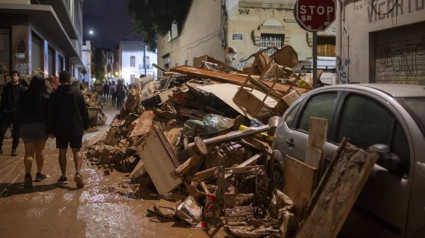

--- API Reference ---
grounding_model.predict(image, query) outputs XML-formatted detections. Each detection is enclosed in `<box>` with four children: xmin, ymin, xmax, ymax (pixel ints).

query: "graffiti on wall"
<box><xmin>14</xmin><ymin>62</ymin><xmax>28</xmax><ymax>75</ymax></box>
<box><xmin>337</xmin><ymin>57</ymin><xmax>350</xmax><ymax>83</ymax></box>
<box><xmin>374</xmin><ymin>36</ymin><xmax>425</xmax><ymax>84</ymax></box>
<box><xmin>357</xmin><ymin>0</ymin><xmax>425</xmax><ymax>23</ymax></box>
<box><xmin>376</xmin><ymin>40</ymin><xmax>425</xmax><ymax>74</ymax></box>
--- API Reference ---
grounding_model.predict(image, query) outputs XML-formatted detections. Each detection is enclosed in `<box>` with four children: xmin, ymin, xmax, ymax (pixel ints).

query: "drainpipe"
<box><xmin>336</xmin><ymin>0</ymin><xmax>350</xmax><ymax>84</ymax></box>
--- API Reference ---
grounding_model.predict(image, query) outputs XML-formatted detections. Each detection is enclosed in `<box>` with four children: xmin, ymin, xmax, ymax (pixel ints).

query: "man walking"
<box><xmin>115</xmin><ymin>80</ymin><xmax>126</xmax><ymax>110</ymax></box>
<box><xmin>0</xmin><ymin>70</ymin><xmax>26</xmax><ymax>155</ymax></box>
<box><xmin>47</xmin><ymin>71</ymin><xmax>89</xmax><ymax>188</ymax></box>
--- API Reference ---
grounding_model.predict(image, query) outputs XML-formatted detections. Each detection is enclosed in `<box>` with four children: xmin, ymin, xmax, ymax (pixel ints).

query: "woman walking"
<box><xmin>18</xmin><ymin>75</ymin><xmax>50</xmax><ymax>188</ymax></box>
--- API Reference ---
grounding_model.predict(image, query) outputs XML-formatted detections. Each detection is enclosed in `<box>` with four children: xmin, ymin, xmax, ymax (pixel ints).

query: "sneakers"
<box><xmin>11</xmin><ymin>149</ymin><xmax>17</xmax><ymax>156</ymax></box>
<box><xmin>57</xmin><ymin>176</ymin><xmax>68</xmax><ymax>185</ymax></box>
<box><xmin>74</xmin><ymin>173</ymin><xmax>84</xmax><ymax>189</ymax></box>
<box><xmin>35</xmin><ymin>172</ymin><xmax>47</xmax><ymax>182</ymax></box>
<box><xmin>24</xmin><ymin>173</ymin><xmax>33</xmax><ymax>189</ymax></box>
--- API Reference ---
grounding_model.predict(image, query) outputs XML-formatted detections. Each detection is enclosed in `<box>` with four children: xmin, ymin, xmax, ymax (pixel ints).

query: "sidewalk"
<box><xmin>0</xmin><ymin>101</ymin><xmax>219</xmax><ymax>237</ymax></box>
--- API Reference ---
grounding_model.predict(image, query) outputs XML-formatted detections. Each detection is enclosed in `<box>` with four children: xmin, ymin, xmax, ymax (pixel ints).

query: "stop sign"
<box><xmin>295</xmin><ymin>0</ymin><xmax>336</xmax><ymax>31</ymax></box>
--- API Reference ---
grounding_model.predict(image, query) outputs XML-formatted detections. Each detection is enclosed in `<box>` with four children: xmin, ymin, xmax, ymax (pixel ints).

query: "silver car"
<box><xmin>272</xmin><ymin>84</ymin><xmax>425</xmax><ymax>238</ymax></box>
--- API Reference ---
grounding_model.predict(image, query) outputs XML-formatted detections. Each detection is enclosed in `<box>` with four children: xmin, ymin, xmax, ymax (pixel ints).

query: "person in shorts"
<box><xmin>17</xmin><ymin>75</ymin><xmax>50</xmax><ymax>188</ymax></box>
<box><xmin>47</xmin><ymin>71</ymin><xmax>89</xmax><ymax>188</ymax></box>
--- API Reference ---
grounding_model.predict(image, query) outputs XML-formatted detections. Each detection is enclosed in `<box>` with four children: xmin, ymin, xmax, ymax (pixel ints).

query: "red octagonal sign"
<box><xmin>295</xmin><ymin>0</ymin><xmax>336</xmax><ymax>32</ymax></box>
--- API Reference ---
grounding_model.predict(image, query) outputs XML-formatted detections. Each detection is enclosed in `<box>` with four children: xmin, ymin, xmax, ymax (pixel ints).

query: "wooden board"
<box><xmin>136</xmin><ymin>126</ymin><xmax>182</xmax><ymax>194</ymax></box>
<box><xmin>195</xmin><ymin>83</ymin><xmax>278</xmax><ymax>120</ymax></box>
<box><xmin>130</xmin><ymin>110</ymin><xmax>155</xmax><ymax>137</ymax></box>
<box><xmin>305</xmin><ymin>145</ymin><xmax>322</xmax><ymax>169</ymax></box>
<box><xmin>308</xmin><ymin>117</ymin><xmax>328</xmax><ymax>149</ymax></box>
<box><xmin>283</xmin><ymin>155</ymin><xmax>317</xmax><ymax>220</ymax></box>
<box><xmin>296</xmin><ymin>143</ymin><xmax>378</xmax><ymax>238</ymax></box>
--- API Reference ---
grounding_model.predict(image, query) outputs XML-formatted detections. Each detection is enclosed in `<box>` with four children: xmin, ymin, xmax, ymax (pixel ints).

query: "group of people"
<box><xmin>102</xmin><ymin>80</ymin><xmax>127</xmax><ymax>110</ymax></box>
<box><xmin>0</xmin><ymin>70</ymin><xmax>89</xmax><ymax>189</ymax></box>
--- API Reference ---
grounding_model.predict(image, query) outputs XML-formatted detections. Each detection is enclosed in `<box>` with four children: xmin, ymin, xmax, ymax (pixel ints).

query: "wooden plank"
<box><xmin>129</xmin><ymin>159</ymin><xmax>146</xmax><ymax>179</ymax></box>
<box><xmin>174</xmin><ymin>154</ymin><xmax>202</xmax><ymax>177</ymax></box>
<box><xmin>130</xmin><ymin>110</ymin><xmax>155</xmax><ymax>137</ymax></box>
<box><xmin>283</xmin><ymin>155</ymin><xmax>317</xmax><ymax>220</ymax></box>
<box><xmin>225</xmin><ymin>153</ymin><xmax>264</xmax><ymax>179</ymax></box>
<box><xmin>187</xmin><ymin>166</ymin><xmax>219</xmax><ymax>182</ymax></box>
<box><xmin>296</xmin><ymin>142</ymin><xmax>378</xmax><ymax>238</ymax></box>
<box><xmin>308</xmin><ymin>117</ymin><xmax>328</xmax><ymax>149</ymax></box>
<box><xmin>135</xmin><ymin>126</ymin><xmax>182</xmax><ymax>194</ymax></box>
<box><xmin>305</xmin><ymin>145</ymin><xmax>322</xmax><ymax>169</ymax></box>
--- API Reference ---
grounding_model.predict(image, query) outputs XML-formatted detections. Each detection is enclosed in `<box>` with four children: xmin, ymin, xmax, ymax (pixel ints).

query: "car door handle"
<box><xmin>286</xmin><ymin>138</ymin><xmax>295</xmax><ymax>147</ymax></box>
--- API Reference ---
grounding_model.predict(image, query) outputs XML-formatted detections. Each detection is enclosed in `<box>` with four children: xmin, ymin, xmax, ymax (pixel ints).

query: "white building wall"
<box><xmin>157</xmin><ymin>0</ymin><xmax>223</xmax><ymax>69</ymax></box>
<box><xmin>121</xmin><ymin>51</ymin><xmax>143</xmax><ymax>84</ymax></box>
<box><xmin>121</xmin><ymin>49</ymin><xmax>157</xmax><ymax>84</ymax></box>
<box><xmin>81</xmin><ymin>40</ymin><xmax>91</xmax><ymax>83</ymax></box>
<box><xmin>337</xmin><ymin>0</ymin><xmax>425</xmax><ymax>83</ymax></box>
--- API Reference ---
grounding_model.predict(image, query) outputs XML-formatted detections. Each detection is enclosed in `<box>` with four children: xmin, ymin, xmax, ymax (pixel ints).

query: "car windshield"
<box><xmin>398</xmin><ymin>97</ymin><xmax>425</xmax><ymax>136</ymax></box>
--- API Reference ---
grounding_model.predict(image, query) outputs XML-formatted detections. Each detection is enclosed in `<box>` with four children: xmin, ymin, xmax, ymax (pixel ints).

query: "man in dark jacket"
<box><xmin>0</xmin><ymin>70</ymin><xmax>26</xmax><ymax>155</ymax></box>
<box><xmin>115</xmin><ymin>80</ymin><xmax>126</xmax><ymax>110</ymax></box>
<box><xmin>47</xmin><ymin>71</ymin><xmax>89</xmax><ymax>188</ymax></box>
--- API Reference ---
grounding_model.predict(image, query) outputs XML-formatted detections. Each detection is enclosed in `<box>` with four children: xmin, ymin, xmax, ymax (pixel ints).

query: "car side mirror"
<box><xmin>369</xmin><ymin>144</ymin><xmax>402</xmax><ymax>174</ymax></box>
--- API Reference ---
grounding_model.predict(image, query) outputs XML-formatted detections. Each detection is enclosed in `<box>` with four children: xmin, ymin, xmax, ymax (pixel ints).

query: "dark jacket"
<box><xmin>17</xmin><ymin>90</ymin><xmax>49</xmax><ymax>126</ymax></box>
<box><xmin>47</xmin><ymin>84</ymin><xmax>89</xmax><ymax>137</ymax></box>
<box><xmin>0</xmin><ymin>82</ymin><xmax>26</xmax><ymax>115</ymax></box>
<box><xmin>115</xmin><ymin>82</ymin><xmax>126</xmax><ymax>98</ymax></box>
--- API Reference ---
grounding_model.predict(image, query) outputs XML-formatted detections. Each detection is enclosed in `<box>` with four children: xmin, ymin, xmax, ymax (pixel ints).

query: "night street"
<box><xmin>0</xmin><ymin>0</ymin><xmax>424</xmax><ymax>237</ymax></box>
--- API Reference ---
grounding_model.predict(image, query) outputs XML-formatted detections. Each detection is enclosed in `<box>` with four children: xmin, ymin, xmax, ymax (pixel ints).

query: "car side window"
<box><xmin>285</xmin><ymin>101</ymin><xmax>301</xmax><ymax>129</ymax></box>
<box><xmin>337</xmin><ymin>94</ymin><xmax>395</xmax><ymax>148</ymax></box>
<box><xmin>298</xmin><ymin>92</ymin><xmax>337</xmax><ymax>132</ymax></box>
<box><xmin>337</xmin><ymin>94</ymin><xmax>410</xmax><ymax>173</ymax></box>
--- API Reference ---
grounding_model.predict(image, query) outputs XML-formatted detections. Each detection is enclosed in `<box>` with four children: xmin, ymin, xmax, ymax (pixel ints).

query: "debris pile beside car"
<box><xmin>85</xmin><ymin>47</ymin><xmax>378</xmax><ymax>237</ymax></box>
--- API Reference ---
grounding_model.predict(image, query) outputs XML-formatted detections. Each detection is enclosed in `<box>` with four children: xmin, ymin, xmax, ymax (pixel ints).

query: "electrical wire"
<box><xmin>371</xmin><ymin>0</ymin><xmax>398</xmax><ymax>16</ymax></box>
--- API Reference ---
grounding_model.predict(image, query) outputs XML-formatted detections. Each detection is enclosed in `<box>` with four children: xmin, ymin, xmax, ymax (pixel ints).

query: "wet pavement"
<box><xmin>0</xmin><ymin>100</ymin><xmax>226</xmax><ymax>238</ymax></box>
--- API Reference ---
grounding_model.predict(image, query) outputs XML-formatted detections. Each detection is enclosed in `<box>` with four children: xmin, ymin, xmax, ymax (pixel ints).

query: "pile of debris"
<box><xmin>85</xmin><ymin>46</ymin><xmax>377</xmax><ymax>237</ymax></box>
<box><xmin>82</xmin><ymin>89</ymin><xmax>107</xmax><ymax>127</ymax></box>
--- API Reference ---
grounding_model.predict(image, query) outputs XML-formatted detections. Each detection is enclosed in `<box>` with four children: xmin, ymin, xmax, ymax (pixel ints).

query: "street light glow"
<box><xmin>89</xmin><ymin>29</ymin><xmax>94</xmax><ymax>35</ymax></box>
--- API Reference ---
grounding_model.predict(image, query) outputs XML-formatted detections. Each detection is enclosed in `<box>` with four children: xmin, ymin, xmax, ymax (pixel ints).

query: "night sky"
<box><xmin>83</xmin><ymin>0</ymin><xmax>142</xmax><ymax>50</ymax></box>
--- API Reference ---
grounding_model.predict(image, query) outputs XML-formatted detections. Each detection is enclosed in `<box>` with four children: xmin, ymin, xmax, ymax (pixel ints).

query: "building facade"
<box><xmin>81</xmin><ymin>40</ymin><xmax>92</xmax><ymax>83</ymax></box>
<box><xmin>156</xmin><ymin>0</ymin><xmax>336</xmax><ymax>73</ymax></box>
<box><xmin>118</xmin><ymin>40</ymin><xmax>157</xmax><ymax>85</ymax></box>
<box><xmin>0</xmin><ymin>0</ymin><xmax>84</xmax><ymax>82</ymax></box>
<box><xmin>336</xmin><ymin>0</ymin><xmax>425</xmax><ymax>84</ymax></box>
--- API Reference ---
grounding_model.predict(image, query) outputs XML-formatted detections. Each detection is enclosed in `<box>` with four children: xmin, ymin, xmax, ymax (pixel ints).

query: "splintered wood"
<box><xmin>296</xmin><ymin>141</ymin><xmax>378</xmax><ymax>238</ymax></box>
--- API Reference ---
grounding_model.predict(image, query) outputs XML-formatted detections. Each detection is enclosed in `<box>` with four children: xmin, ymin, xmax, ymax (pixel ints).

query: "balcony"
<box><xmin>36</xmin><ymin>0</ymin><xmax>79</xmax><ymax>39</ymax></box>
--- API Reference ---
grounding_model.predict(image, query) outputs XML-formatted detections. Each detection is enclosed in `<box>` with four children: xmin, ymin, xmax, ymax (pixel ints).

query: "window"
<box><xmin>130</xmin><ymin>56</ymin><xmax>135</xmax><ymax>67</ymax></box>
<box><xmin>337</xmin><ymin>94</ymin><xmax>395</xmax><ymax>148</ymax></box>
<box><xmin>285</xmin><ymin>101</ymin><xmax>302</xmax><ymax>129</ymax></box>
<box><xmin>259</xmin><ymin>34</ymin><xmax>284</xmax><ymax>55</ymax></box>
<box><xmin>298</xmin><ymin>93</ymin><xmax>337</xmax><ymax>133</ymax></box>
<box><xmin>336</xmin><ymin>94</ymin><xmax>410</xmax><ymax>173</ymax></box>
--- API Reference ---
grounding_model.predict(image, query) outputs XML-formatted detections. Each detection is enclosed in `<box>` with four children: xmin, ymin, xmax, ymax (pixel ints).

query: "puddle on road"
<box><xmin>77</xmin><ymin>203</ymin><xmax>152</xmax><ymax>238</ymax></box>
<box><xmin>27</xmin><ymin>208</ymin><xmax>46</xmax><ymax>218</ymax></box>
<box><xmin>30</xmin><ymin>192</ymin><xmax>55</xmax><ymax>204</ymax></box>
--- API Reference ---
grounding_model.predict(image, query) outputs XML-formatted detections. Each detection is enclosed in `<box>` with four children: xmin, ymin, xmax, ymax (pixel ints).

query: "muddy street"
<box><xmin>0</xmin><ymin>102</ymin><xmax>224</xmax><ymax>238</ymax></box>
